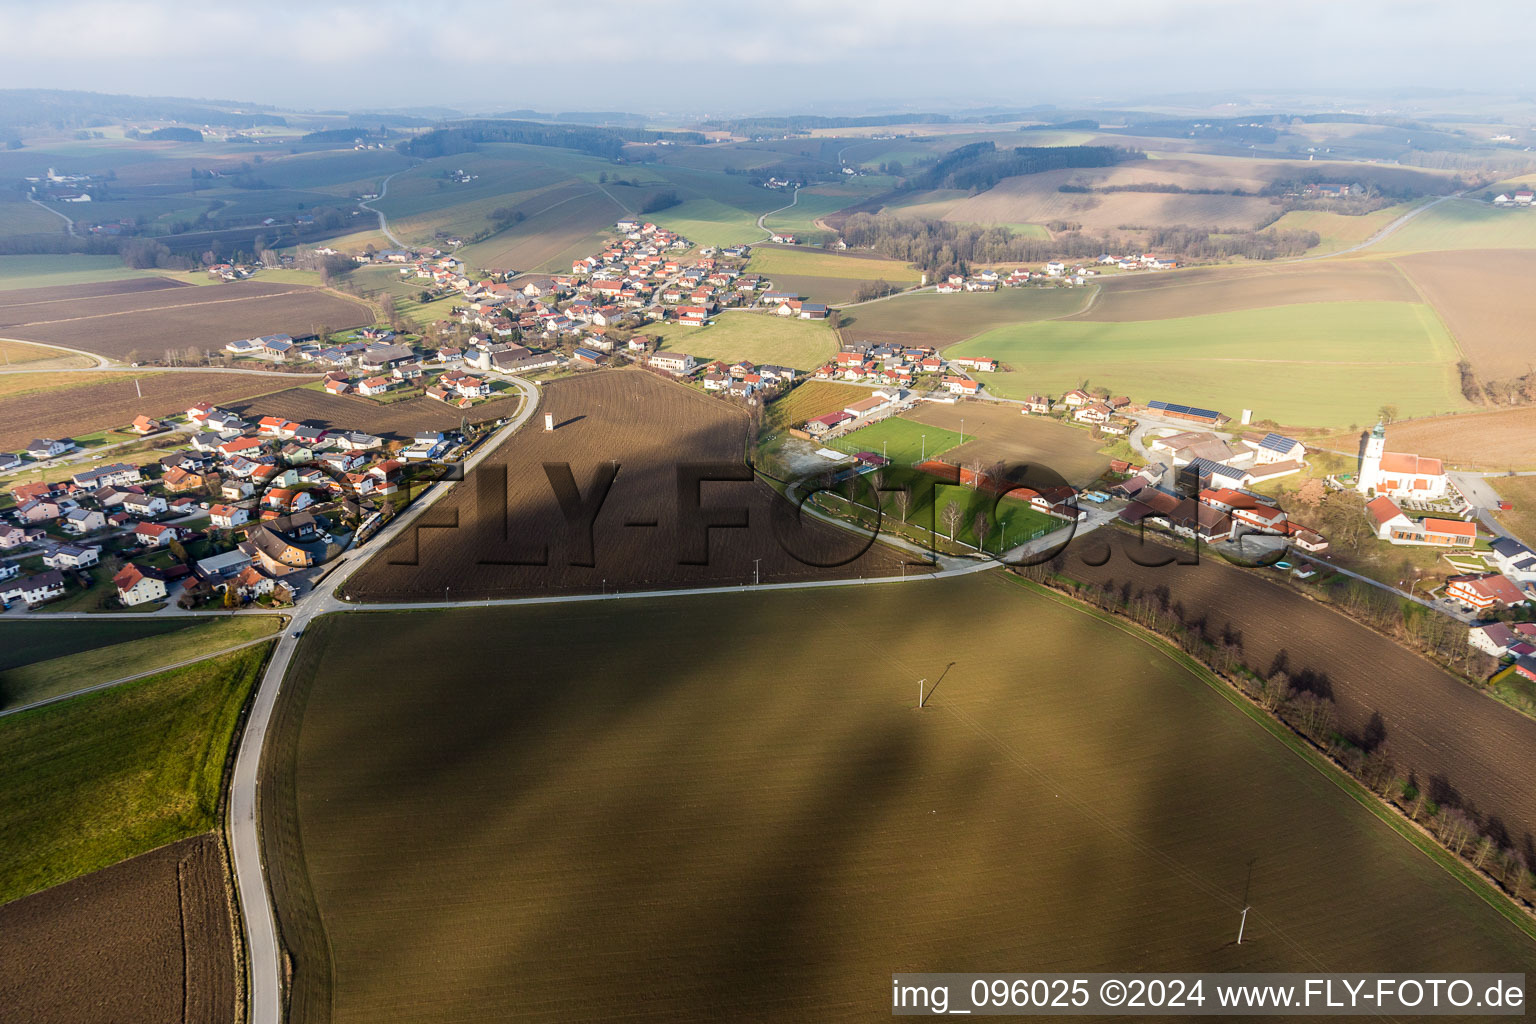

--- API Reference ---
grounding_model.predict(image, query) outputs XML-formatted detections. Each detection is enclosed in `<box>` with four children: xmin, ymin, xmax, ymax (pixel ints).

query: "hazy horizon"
<box><xmin>2</xmin><ymin>0</ymin><xmax>1533</xmax><ymax>119</ymax></box>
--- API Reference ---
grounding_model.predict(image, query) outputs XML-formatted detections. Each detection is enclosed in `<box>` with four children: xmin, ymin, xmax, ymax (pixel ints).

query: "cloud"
<box><xmin>0</xmin><ymin>0</ymin><xmax>1526</xmax><ymax>113</ymax></box>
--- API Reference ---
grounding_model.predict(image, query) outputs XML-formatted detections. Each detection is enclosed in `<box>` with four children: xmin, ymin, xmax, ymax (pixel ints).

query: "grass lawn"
<box><xmin>1375</xmin><ymin>199</ymin><xmax>1536</xmax><ymax>252</ymax></box>
<box><xmin>648</xmin><ymin>198</ymin><xmax>768</xmax><ymax>248</ymax></box>
<box><xmin>830</xmin><ymin>417</ymin><xmax>964</xmax><ymax>464</ymax></box>
<box><xmin>0</xmin><ymin>618</ymin><xmax>194</xmax><ymax>673</ymax></box>
<box><xmin>746</xmin><ymin>246</ymin><xmax>919</xmax><ymax>283</ymax></box>
<box><xmin>950</xmin><ymin>300</ymin><xmax>1468</xmax><ymax>428</ymax></box>
<box><xmin>651</xmin><ymin>312</ymin><xmax>838</xmax><ymax>370</ymax></box>
<box><xmin>0</xmin><ymin>642</ymin><xmax>271</xmax><ymax>903</ymax></box>
<box><xmin>0</xmin><ymin>614</ymin><xmax>284</xmax><ymax>710</ymax></box>
<box><xmin>0</xmin><ymin>254</ymin><xmax>180</xmax><ymax>291</ymax></box>
<box><xmin>1265</xmin><ymin>203</ymin><xmax>1413</xmax><ymax>252</ymax></box>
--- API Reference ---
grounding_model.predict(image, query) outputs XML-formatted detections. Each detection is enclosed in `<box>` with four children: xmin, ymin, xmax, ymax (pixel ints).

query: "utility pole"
<box><xmin>1237</xmin><ymin>906</ymin><xmax>1250</xmax><ymax>945</ymax></box>
<box><xmin>753</xmin><ymin>558</ymin><xmax>760</xmax><ymax>586</ymax></box>
<box><xmin>918</xmin><ymin>678</ymin><xmax>926</xmax><ymax>709</ymax></box>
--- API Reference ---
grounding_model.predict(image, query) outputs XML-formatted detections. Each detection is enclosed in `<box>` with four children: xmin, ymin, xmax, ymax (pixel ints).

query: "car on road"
<box><xmin>291</xmin><ymin>630</ymin><xmax>303</xmax><ymax>638</ymax></box>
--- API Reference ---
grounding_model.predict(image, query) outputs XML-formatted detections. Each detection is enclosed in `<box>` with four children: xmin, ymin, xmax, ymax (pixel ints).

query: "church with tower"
<box><xmin>1356</xmin><ymin>421</ymin><xmax>1448</xmax><ymax>500</ymax></box>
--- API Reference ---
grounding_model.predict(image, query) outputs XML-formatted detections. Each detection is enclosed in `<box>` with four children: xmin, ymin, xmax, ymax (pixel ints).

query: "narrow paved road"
<box><xmin>358</xmin><ymin>171</ymin><xmax>406</xmax><ymax>249</ymax></box>
<box><xmin>1285</xmin><ymin>191</ymin><xmax>1464</xmax><ymax>263</ymax></box>
<box><xmin>228</xmin><ymin>375</ymin><xmax>539</xmax><ymax>1024</ymax></box>
<box><xmin>27</xmin><ymin>195</ymin><xmax>78</xmax><ymax>238</ymax></box>
<box><xmin>756</xmin><ymin>186</ymin><xmax>800</xmax><ymax>239</ymax></box>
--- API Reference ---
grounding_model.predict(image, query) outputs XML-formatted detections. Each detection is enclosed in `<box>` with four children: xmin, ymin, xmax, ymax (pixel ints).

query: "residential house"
<box><xmin>209</xmin><ymin>504</ymin><xmax>250</xmax><ymax>529</ymax></box>
<box><xmin>72</xmin><ymin>462</ymin><xmax>141</xmax><ymax>489</ymax></box>
<box><xmin>650</xmin><ymin>352</ymin><xmax>697</xmax><ymax>375</ymax></box>
<box><xmin>134</xmin><ymin>522</ymin><xmax>179</xmax><ymax>547</ymax></box>
<box><xmin>3</xmin><ymin>570</ymin><xmax>66</xmax><ymax>608</ymax></box>
<box><xmin>123</xmin><ymin>493</ymin><xmax>168</xmax><ymax>518</ymax></box>
<box><xmin>1490</xmin><ymin>537</ymin><xmax>1536</xmax><ymax>583</ymax></box>
<box><xmin>114</xmin><ymin>564</ymin><xmax>167</xmax><ymax>606</ymax></box>
<box><xmin>25</xmin><ymin>438</ymin><xmax>74</xmax><ymax>459</ymax></box>
<box><xmin>61</xmin><ymin>506</ymin><xmax>106</xmax><ymax>535</ymax></box>
<box><xmin>42</xmin><ymin>543</ymin><xmax>100</xmax><ymax>569</ymax></box>
<box><xmin>1446</xmin><ymin>573</ymin><xmax>1531</xmax><ymax>613</ymax></box>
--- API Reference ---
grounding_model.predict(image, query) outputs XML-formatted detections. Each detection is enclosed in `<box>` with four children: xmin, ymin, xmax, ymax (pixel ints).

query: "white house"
<box><xmin>114</xmin><ymin>564</ymin><xmax>167</xmax><ymax>606</ymax></box>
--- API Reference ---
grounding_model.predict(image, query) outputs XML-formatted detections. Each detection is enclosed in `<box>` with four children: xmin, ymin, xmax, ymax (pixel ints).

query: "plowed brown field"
<box><xmin>346</xmin><ymin>370</ymin><xmax>918</xmax><ymax>599</ymax></box>
<box><xmin>1395</xmin><ymin>250</ymin><xmax>1536</xmax><ymax>381</ymax></box>
<box><xmin>0</xmin><ymin>371</ymin><xmax>306</xmax><ymax>452</ymax></box>
<box><xmin>1312</xmin><ymin>407</ymin><xmax>1536</xmax><ymax>471</ymax></box>
<box><xmin>1071</xmin><ymin>261</ymin><xmax>1418</xmax><ymax>322</ymax></box>
<box><xmin>1065</xmin><ymin>531</ymin><xmax>1536</xmax><ymax>848</ymax></box>
<box><xmin>228</xmin><ymin>385</ymin><xmax>523</xmax><ymax>441</ymax></box>
<box><xmin>0</xmin><ymin>833</ymin><xmax>235</xmax><ymax>1024</ymax></box>
<box><xmin>0</xmin><ymin>281</ymin><xmax>372</xmax><ymax>360</ymax></box>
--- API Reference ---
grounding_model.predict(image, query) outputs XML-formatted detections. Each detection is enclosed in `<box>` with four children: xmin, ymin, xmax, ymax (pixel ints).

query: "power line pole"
<box><xmin>918</xmin><ymin>678</ymin><xmax>926</xmax><ymax>709</ymax></box>
<box><xmin>1237</xmin><ymin>906</ymin><xmax>1250</xmax><ymax>945</ymax></box>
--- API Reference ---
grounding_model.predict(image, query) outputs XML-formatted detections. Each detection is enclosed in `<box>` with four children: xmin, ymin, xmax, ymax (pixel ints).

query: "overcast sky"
<box><xmin>0</xmin><ymin>1</ymin><xmax>1527</xmax><ymax>117</ymax></box>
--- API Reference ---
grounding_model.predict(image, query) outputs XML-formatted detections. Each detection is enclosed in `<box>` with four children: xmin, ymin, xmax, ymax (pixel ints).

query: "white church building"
<box><xmin>1356</xmin><ymin>421</ymin><xmax>1448</xmax><ymax>500</ymax></box>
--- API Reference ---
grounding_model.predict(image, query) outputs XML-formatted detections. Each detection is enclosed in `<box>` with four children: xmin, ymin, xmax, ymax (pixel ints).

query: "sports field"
<box><xmin>901</xmin><ymin>401</ymin><xmax>1109</xmax><ymax>486</ymax></box>
<box><xmin>950</xmin><ymin>301</ymin><xmax>1469</xmax><ymax>428</ymax></box>
<box><xmin>651</xmin><ymin>311</ymin><xmax>838</xmax><ymax>369</ymax></box>
<box><xmin>262</xmin><ymin>574</ymin><xmax>1536</xmax><ymax>1023</ymax></box>
<box><xmin>831</xmin><ymin>416</ymin><xmax>964</xmax><ymax>463</ymax></box>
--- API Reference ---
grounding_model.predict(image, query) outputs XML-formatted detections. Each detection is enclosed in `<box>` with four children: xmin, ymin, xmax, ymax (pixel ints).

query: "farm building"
<box><xmin>1147</xmin><ymin>400</ymin><xmax>1228</xmax><ymax>427</ymax></box>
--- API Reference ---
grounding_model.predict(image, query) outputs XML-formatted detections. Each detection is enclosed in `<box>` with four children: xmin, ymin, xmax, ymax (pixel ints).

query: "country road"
<box><xmin>358</xmin><ymin>171</ymin><xmax>406</xmax><ymax>249</ymax></box>
<box><xmin>756</xmin><ymin>186</ymin><xmax>799</xmax><ymax>238</ymax></box>
<box><xmin>1285</xmin><ymin>191</ymin><xmax>1464</xmax><ymax>263</ymax></box>
<box><xmin>27</xmin><ymin>195</ymin><xmax>78</xmax><ymax>238</ymax></box>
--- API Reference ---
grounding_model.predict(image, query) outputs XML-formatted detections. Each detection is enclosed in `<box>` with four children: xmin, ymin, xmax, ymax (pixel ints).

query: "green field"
<box><xmin>1375</xmin><ymin>198</ymin><xmax>1536</xmax><ymax>252</ymax></box>
<box><xmin>651</xmin><ymin>311</ymin><xmax>838</xmax><ymax>369</ymax></box>
<box><xmin>950</xmin><ymin>300</ymin><xmax>1469</xmax><ymax>428</ymax></box>
<box><xmin>0</xmin><ymin>254</ymin><xmax>178</xmax><ymax>291</ymax></box>
<box><xmin>0</xmin><ymin>614</ymin><xmax>283</xmax><ymax>710</ymax></box>
<box><xmin>746</xmin><ymin>246</ymin><xmax>918</xmax><ymax>282</ymax></box>
<box><xmin>262</xmin><ymin>576</ymin><xmax>1536</xmax><ymax>1023</ymax></box>
<box><xmin>0</xmin><ymin>643</ymin><xmax>270</xmax><ymax>904</ymax></box>
<box><xmin>0</xmin><ymin>618</ymin><xmax>196</xmax><ymax>673</ymax></box>
<box><xmin>841</xmin><ymin>285</ymin><xmax>1095</xmax><ymax>346</ymax></box>
<box><xmin>831</xmin><ymin>416</ymin><xmax>964</xmax><ymax>464</ymax></box>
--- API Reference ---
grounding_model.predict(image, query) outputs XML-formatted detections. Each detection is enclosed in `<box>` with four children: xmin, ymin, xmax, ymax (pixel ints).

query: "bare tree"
<box><xmin>941</xmin><ymin>500</ymin><xmax>963</xmax><ymax>540</ymax></box>
<box><xmin>972</xmin><ymin>509</ymin><xmax>991</xmax><ymax>550</ymax></box>
<box><xmin>894</xmin><ymin>487</ymin><xmax>912</xmax><ymax>523</ymax></box>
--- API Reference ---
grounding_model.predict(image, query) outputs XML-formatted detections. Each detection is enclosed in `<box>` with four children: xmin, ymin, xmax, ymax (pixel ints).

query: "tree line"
<box><xmin>902</xmin><ymin>142</ymin><xmax>1139</xmax><ymax>192</ymax></box>
<box><xmin>397</xmin><ymin>120</ymin><xmax>705</xmax><ymax>161</ymax></box>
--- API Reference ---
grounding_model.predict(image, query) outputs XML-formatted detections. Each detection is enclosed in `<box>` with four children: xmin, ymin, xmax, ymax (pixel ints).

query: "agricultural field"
<box><xmin>0</xmin><ymin>614</ymin><xmax>282</xmax><ymax>711</ymax></box>
<box><xmin>0</xmin><ymin>643</ymin><xmax>269</xmax><ymax>904</ymax></box>
<box><xmin>262</xmin><ymin>573</ymin><xmax>1536</xmax><ymax>1024</ymax></box>
<box><xmin>1491</xmin><ymin>476</ymin><xmax>1536</xmax><ymax>546</ymax></box>
<box><xmin>0</xmin><ymin>338</ymin><xmax>95</xmax><ymax>369</ymax></box>
<box><xmin>1070</xmin><ymin>260</ymin><xmax>1419</xmax><ymax>322</ymax></box>
<box><xmin>1376</xmin><ymin>200</ymin><xmax>1536</xmax><ymax>252</ymax></box>
<box><xmin>1263</xmin><ymin>203</ymin><xmax>1414</xmax><ymax>253</ymax></box>
<box><xmin>0</xmin><ymin>370</ymin><xmax>308</xmax><ymax>452</ymax></box>
<box><xmin>1394</xmin><ymin>249</ymin><xmax>1536</xmax><ymax>381</ymax></box>
<box><xmin>949</xmin><ymin>301</ymin><xmax>1468</xmax><ymax>428</ymax></box>
<box><xmin>455</xmin><ymin>188</ymin><xmax>623</xmax><ymax>275</ymax></box>
<box><xmin>1312</xmin><ymin>406</ymin><xmax>1536</xmax><ymax>472</ymax></box>
<box><xmin>344</xmin><ymin>371</ymin><xmax>918</xmax><ymax>601</ymax></box>
<box><xmin>900</xmin><ymin>401</ymin><xmax>1109</xmax><ymax>486</ymax></box>
<box><xmin>226</xmin><ymin>384</ymin><xmax>522</xmax><ymax>440</ymax></box>
<box><xmin>840</xmin><ymin>286</ymin><xmax>1092</xmax><ymax>348</ymax></box>
<box><xmin>0</xmin><ymin>254</ymin><xmax>184</xmax><ymax>292</ymax></box>
<box><xmin>0</xmin><ymin>618</ymin><xmax>196</xmax><ymax>673</ymax></box>
<box><xmin>760</xmin><ymin>380</ymin><xmax>873</xmax><ymax>437</ymax></box>
<box><xmin>0</xmin><ymin>279</ymin><xmax>372</xmax><ymax>361</ymax></box>
<box><xmin>758</xmin><ymin>184</ymin><xmax>889</xmax><ymax>238</ymax></box>
<box><xmin>1064</xmin><ymin>532</ymin><xmax>1536</xmax><ymax>850</ymax></box>
<box><xmin>0</xmin><ymin>834</ymin><xmax>235</xmax><ymax>1024</ymax></box>
<box><xmin>746</xmin><ymin>246</ymin><xmax>920</xmax><ymax>303</ymax></box>
<box><xmin>651</xmin><ymin>312</ymin><xmax>838</xmax><ymax>370</ymax></box>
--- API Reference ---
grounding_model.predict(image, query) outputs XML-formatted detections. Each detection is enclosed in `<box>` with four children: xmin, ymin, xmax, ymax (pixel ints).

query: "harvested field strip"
<box><xmin>839</xmin><ymin>286</ymin><xmax>1093</xmax><ymax>349</ymax></box>
<box><xmin>1</xmin><ymin>287</ymin><xmax>348</xmax><ymax>329</ymax></box>
<box><xmin>0</xmin><ymin>642</ymin><xmax>270</xmax><ymax>904</ymax></box>
<box><xmin>650</xmin><ymin>312</ymin><xmax>838</xmax><ymax>370</ymax></box>
<box><xmin>264</xmin><ymin>575</ymin><xmax>1536</xmax><ymax>1024</ymax></box>
<box><xmin>226</xmin><ymin>385</ymin><xmax>522</xmax><ymax>441</ymax></box>
<box><xmin>761</xmin><ymin>380</ymin><xmax>872</xmax><ymax>435</ymax></box>
<box><xmin>0</xmin><ymin>371</ymin><xmax>313</xmax><ymax>452</ymax></box>
<box><xmin>1393</xmin><ymin>249</ymin><xmax>1536</xmax><ymax>382</ymax></box>
<box><xmin>344</xmin><ymin>370</ymin><xmax>917</xmax><ymax>601</ymax></box>
<box><xmin>1310</xmin><ymin>407</ymin><xmax>1536</xmax><ymax>472</ymax></box>
<box><xmin>1063</xmin><ymin>531</ymin><xmax>1536</xmax><ymax>849</ymax></box>
<box><xmin>0</xmin><ymin>338</ymin><xmax>93</xmax><ymax>368</ymax></box>
<box><xmin>0</xmin><ymin>834</ymin><xmax>236</xmax><ymax>1024</ymax></box>
<box><xmin>0</xmin><ymin>614</ymin><xmax>283</xmax><ymax>711</ymax></box>
<box><xmin>0</xmin><ymin>258</ymin><xmax>186</xmax><ymax>293</ymax></box>
<box><xmin>1069</xmin><ymin>261</ymin><xmax>1419</xmax><ymax>322</ymax></box>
